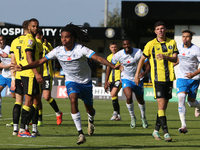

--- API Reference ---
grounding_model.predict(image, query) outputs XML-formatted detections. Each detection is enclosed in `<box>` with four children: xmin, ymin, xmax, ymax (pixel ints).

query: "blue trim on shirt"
<box><xmin>45</xmin><ymin>55</ymin><xmax>50</xmax><ymax>60</ymax></box>
<box><xmin>182</xmin><ymin>43</ymin><xmax>193</xmax><ymax>49</ymax></box>
<box><xmin>89</xmin><ymin>52</ymin><xmax>95</xmax><ymax>58</ymax></box>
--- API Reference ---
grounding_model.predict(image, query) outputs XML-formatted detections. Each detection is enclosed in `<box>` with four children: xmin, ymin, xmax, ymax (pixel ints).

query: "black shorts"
<box><xmin>154</xmin><ymin>81</ymin><xmax>173</xmax><ymax>99</ymax></box>
<box><xmin>21</xmin><ymin>76</ymin><xmax>41</xmax><ymax>95</ymax></box>
<box><xmin>42</xmin><ymin>75</ymin><xmax>52</xmax><ymax>91</ymax></box>
<box><xmin>15</xmin><ymin>79</ymin><xmax>24</xmax><ymax>95</ymax></box>
<box><xmin>109</xmin><ymin>80</ymin><xmax>122</xmax><ymax>92</ymax></box>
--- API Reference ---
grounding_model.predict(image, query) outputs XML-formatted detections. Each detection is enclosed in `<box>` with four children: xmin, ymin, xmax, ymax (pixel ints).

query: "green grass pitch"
<box><xmin>0</xmin><ymin>97</ymin><xmax>200</xmax><ymax>150</ymax></box>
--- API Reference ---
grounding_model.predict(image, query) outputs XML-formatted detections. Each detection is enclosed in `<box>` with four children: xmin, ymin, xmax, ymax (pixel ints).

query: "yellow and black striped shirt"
<box><xmin>143</xmin><ymin>37</ymin><xmax>178</xmax><ymax>82</ymax></box>
<box><xmin>107</xmin><ymin>53</ymin><xmax>120</xmax><ymax>82</ymax></box>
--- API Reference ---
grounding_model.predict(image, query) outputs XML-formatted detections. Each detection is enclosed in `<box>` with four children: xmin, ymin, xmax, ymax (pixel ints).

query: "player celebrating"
<box><xmin>11</xmin><ymin>23</ymin><xmax>120</xmax><ymax>145</ymax></box>
<box><xmin>111</xmin><ymin>38</ymin><xmax>149</xmax><ymax>129</ymax></box>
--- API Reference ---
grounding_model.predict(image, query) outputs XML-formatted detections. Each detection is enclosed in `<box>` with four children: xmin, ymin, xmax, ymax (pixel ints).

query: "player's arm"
<box><xmin>139</xmin><ymin>60</ymin><xmax>150</xmax><ymax>79</ymax></box>
<box><xmin>185</xmin><ymin>68</ymin><xmax>200</xmax><ymax>79</ymax></box>
<box><xmin>12</xmin><ymin>57</ymin><xmax>48</xmax><ymax>71</ymax></box>
<box><xmin>0</xmin><ymin>62</ymin><xmax>11</xmax><ymax>69</ymax></box>
<box><xmin>91</xmin><ymin>54</ymin><xmax>120</xmax><ymax>69</ymax></box>
<box><xmin>156</xmin><ymin>53</ymin><xmax>178</xmax><ymax>63</ymax></box>
<box><xmin>134</xmin><ymin>55</ymin><xmax>146</xmax><ymax>86</ymax></box>
<box><xmin>10</xmin><ymin>53</ymin><xmax>16</xmax><ymax>91</ymax></box>
<box><xmin>104</xmin><ymin>65</ymin><xmax>111</xmax><ymax>92</ymax></box>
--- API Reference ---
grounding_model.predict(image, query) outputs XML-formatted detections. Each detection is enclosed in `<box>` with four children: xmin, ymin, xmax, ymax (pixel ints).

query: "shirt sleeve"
<box><xmin>111</xmin><ymin>52</ymin><xmax>119</xmax><ymax>65</ymax></box>
<box><xmin>45</xmin><ymin>48</ymin><xmax>57</xmax><ymax>60</ymax></box>
<box><xmin>82</xmin><ymin>46</ymin><xmax>95</xmax><ymax>58</ymax></box>
<box><xmin>143</xmin><ymin>42</ymin><xmax>151</xmax><ymax>58</ymax></box>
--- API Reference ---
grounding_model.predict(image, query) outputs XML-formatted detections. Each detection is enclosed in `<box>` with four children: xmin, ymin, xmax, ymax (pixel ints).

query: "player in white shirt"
<box><xmin>112</xmin><ymin>38</ymin><xmax>150</xmax><ymax>129</ymax></box>
<box><xmin>174</xmin><ymin>29</ymin><xmax>200</xmax><ymax>134</ymax></box>
<box><xmin>0</xmin><ymin>35</ymin><xmax>15</xmax><ymax>118</ymax></box>
<box><xmin>11</xmin><ymin>23</ymin><xmax>120</xmax><ymax>145</ymax></box>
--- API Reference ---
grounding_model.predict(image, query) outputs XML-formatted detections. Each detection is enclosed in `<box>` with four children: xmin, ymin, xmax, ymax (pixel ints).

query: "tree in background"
<box><xmin>99</xmin><ymin>7</ymin><xmax>121</xmax><ymax>27</ymax></box>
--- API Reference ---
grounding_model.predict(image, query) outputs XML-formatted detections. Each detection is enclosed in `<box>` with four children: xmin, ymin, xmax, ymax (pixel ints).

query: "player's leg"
<box><xmin>110</xmin><ymin>85</ymin><xmax>121</xmax><ymax>121</ymax></box>
<box><xmin>18</xmin><ymin>77</ymin><xmax>35</xmax><ymax>137</ymax></box>
<box><xmin>122</xmin><ymin>79</ymin><xmax>136</xmax><ymax>128</ymax></box>
<box><xmin>134</xmin><ymin>80</ymin><xmax>148</xmax><ymax>128</ymax></box>
<box><xmin>43</xmin><ymin>90</ymin><xmax>62</xmax><ymax>125</ymax></box>
<box><xmin>43</xmin><ymin>76</ymin><xmax>62</xmax><ymax>125</ymax></box>
<box><xmin>176</xmin><ymin>78</ymin><xmax>188</xmax><ymax>133</ymax></box>
<box><xmin>186</xmin><ymin>80</ymin><xmax>200</xmax><ymax>117</ymax></box>
<box><xmin>12</xmin><ymin>93</ymin><xmax>23</xmax><ymax>135</ymax></box>
<box><xmin>0</xmin><ymin>85</ymin><xmax>5</xmax><ymax>118</ymax></box>
<box><xmin>152</xmin><ymin>81</ymin><xmax>172</xmax><ymax>142</ymax></box>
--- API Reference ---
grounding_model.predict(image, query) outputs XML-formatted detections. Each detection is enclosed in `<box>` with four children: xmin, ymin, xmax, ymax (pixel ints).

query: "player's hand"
<box><xmin>35</xmin><ymin>73</ymin><xmax>44</xmax><ymax>84</ymax></box>
<box><xmin>119</xmin><ymin>65</ymin><xmax>124</xmax><ymax>72</ymax></box>
<box><xmin>139</xmin><ymin>72</ymin><xmax>145</xmax><ymax>79</ymax></box>
<box><xmin>0</xmin><ymin>52</ymin><xmax>8</xmax><ymax>58</ymax></box>
<box><xmin>113</xmin><ymin>63</ymin><xmax>122</xmax><ymax>70</ymax></box>
<box><xmin>10</xmin><ymin>80</ymin><xmax>16</xmax><ymax>91</ymax></box>
<box><xmin>156</xmin><ymin>54</ymin><xmax>165</xmax><ymax>60</ymax></box>
<box><xmin>134</xmin><ymin>75</ymin><xmax>140</xmax><ymax>86</ymax></box>
<box><xmin>185</xmin><ymin>73</ymin><xmax>195</xmax><ymax>79</ymax></box>
<box><xmin>10</xmin><ymin>63</ymin><xmax>22</xmax><ymax>72</ymax></box>
<box><xmin>104</xmin><ymin>81</ymin><xmax>111</xmax><ymax>92</ymax></box>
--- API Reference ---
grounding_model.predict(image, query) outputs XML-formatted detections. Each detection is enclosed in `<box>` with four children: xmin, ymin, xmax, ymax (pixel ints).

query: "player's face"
<box><xmin>61</xmin><ymin>31</ymin><xmax>74</xmax><ymax>48</ymax></box>
<box><xmin>155</xmin><ymin>25</ymin><xmax>166</xmax><ymax>39</ymax></box>
<box><xmin>182</xmin><ymin>32</ymin><xmax>192</xmax><ymax>46</ymax></box>
<box><xmin>0</xmin><ymin>36</ymin><xmax>6</xmax><ymax>49</ymax></box>
<box><xmin>122</xmin><ymin>40</ymin><xmax>131</xmax><ymax>52</ymax></box>
<box><xmin>28</xmin><ymin>21</ymin><xmax>39</xmax><ymax>36</ymax></box>
<box><xmin>109</xmin><ymin>44</ymin><xmax>118</xmax><ymax>54</ymax></box>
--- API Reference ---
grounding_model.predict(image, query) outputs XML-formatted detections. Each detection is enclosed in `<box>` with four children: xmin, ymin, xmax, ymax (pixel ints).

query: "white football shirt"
<box><xmin>0</xmin><ymin>45</ymin><xmax>11</xmax><ymax>78</ymax></box>
<box><xmin>45</xmin><ymin>43</ymin><xmax>95</xmax><ymax>84</ymax></box>
<box><xmin>112</xmin><ymin>47</ymin><xmax>143</xmax><ymax>81</ymax></box>
<box><xmin>177</xmin><ymin>43</ymin><xmax>200</xmax><ymax>80</ymax></box>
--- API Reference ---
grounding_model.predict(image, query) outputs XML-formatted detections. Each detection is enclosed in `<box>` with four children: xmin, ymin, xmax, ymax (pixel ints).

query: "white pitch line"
<box><xmin>0</xmin><ymin>112</ymin><xmax>70</xmax><ymax>121</ymax></box>
<box><xmin>0</xmin><ymin>143</ymin><xmax>69</xmax><ymax>148</ymax></box>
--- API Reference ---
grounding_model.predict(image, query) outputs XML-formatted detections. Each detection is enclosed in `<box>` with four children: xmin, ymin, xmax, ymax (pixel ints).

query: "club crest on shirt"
<box><xmin>168</xmin><ymin>45</ymin><xmax>173</xmax><ymax>49</ymax></box>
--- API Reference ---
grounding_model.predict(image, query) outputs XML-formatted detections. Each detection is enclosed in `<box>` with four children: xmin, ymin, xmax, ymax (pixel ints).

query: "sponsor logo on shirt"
<box><xmin>28</xmin><ymin>39</ymin><xmax>33</xmax><ymax>45</ymax></box>
<box><xmin>67</xmin><ymin>57</ymin><xmax>72</xmax><ymax>60</ymax></box>
<box><xmin>127</xmin><ymin>60</ymin><xmax>131</xmax><ymax>63</ymax></box>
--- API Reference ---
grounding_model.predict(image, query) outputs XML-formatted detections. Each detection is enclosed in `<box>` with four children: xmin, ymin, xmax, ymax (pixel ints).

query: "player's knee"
<box><xmin>44</xmin><ymin>95</ymin><xmax>51</xmax><ymax>101</ymax></box>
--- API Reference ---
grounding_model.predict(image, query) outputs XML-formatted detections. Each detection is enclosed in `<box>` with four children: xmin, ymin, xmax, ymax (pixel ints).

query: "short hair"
<box><xmin>181</xmin><ymin>29</ymin><xmax>195</xmax><ymax>36</ymax></box>
<box><xmin>109</xmin><ymin>42</ymin><xmax>117</xmax><ymax>46</ymax></box>
<box><xmin>154</xmin><ymin>21</ymin><xmax>167</xmax><ymax>28</ymax></box>
<box><xmin>22</xmin><ymin>20</ymin><xmax>29</xmax><ymax>30</ymax></box>
<box><xmin>37</xmin><ymin>28</ymin><xmax>43</xmax><ymax>36</ymax></box>
<box><xmin>123</xmin><ymin>37</ymin><xmax>132</xmax><ymax>43</ymax></box>
<box><xmin>29</xmin><ymin>18</ymin><xmax>39</xmax><ymax>25</ymax></box>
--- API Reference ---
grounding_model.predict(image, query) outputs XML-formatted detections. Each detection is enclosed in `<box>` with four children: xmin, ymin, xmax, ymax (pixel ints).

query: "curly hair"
<box><xmin>61</xmin><ymin>23</ymin><xmax>91</xmax><ymax>44</ymax></box>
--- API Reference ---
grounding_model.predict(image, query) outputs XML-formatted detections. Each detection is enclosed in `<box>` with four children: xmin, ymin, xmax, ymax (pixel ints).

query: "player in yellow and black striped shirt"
<box><xmin>36</xmin><ymin>29</ymin><xmax>62</xmax><ymax>126</ymax></box>
<box><xmin>135</xmin><ymin>21</ymin><xmax>178</xmax><ymax>142</ymax></box>
<box><xmin>104</xmin><ymin>42</ymin><xmax>122</xmax><ymax>121</ymax></box>
<box><xmin>18</xmin><ymin>18</ymin><xmax>43</xmax><ymax>137</ymax></box>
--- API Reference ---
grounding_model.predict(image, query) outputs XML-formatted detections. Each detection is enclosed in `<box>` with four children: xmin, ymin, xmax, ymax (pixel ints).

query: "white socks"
<box><xmin>138</xmin><ymin>103</ymin><xmax>146</xmax><ymax>118</ymax></box>
<box><xmin>71</xmin><ymin>112</ymin><xmax>82</xmax><ymax>131</ymax></box>
<box><xmin>178</xmin><ymin>93</ymin><xmax>186</xmax><ymax>128</ymax></box>
<box><xmin>188</xmin><ymin>100</ymin><xmax>200</xmax><ymax>109</ymax></box>
<box><xmin>126</xmin><ymin>102</ymin><xmax>135</xmax><ymax>118</ymax></box>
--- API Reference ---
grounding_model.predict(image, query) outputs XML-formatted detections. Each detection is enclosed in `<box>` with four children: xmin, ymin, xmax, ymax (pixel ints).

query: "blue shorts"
<box><xmin>65</xmin><ymin>80</ymin><xmax>93</xmax><ymax>105</ymax></box>
<box><xmin>176</xmin><ymin>78</ymin><xmax>200</xmax><ymax>98</ymax></box>
<box><xmin>0</xmin><ymin>75</ymin><xmax>14</xmax><ymax>93</ymax></box>
<box><xmin>121</xmin><ymin>79</ymin><xmax>143</xmax><ymax>95</ymax></box>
